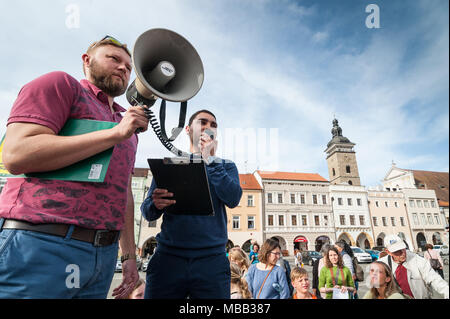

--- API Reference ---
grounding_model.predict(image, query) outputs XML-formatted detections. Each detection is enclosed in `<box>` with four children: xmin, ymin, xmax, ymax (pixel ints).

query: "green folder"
<box><xmin>0</xmin><ymin>119</ymin><xmax>117</xmax><ymax>182</ymax></box>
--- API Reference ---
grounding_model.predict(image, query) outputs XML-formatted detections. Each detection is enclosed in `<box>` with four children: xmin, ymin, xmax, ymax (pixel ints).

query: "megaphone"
<box><xmin>126</xmin><ymin>28</ymin><xmax>204</xmax><ymax>157</ymax></box>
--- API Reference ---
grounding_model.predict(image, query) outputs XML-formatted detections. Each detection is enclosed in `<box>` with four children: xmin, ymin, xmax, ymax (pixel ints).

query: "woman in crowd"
<box><xmin>318</xmin><ymin>247</ymin><xmax>355</xmax><ymax>299</ymax></box>
<box><xmin>249</xmin><ymin>243</ymin><xmax>260</xmax><ymax>264</ymax></box>
<box><xmin>230</xmin><ymin>262</ymin><xmax>252</xmax><ymax>299</ymax></box>
<box><xmin>424</xmin><ymin>243</ymin><xmax>445</xmax><ymax>279</ymax></box>
<box><xmin>363</xmin><ymin>261</ymin><xmax>406</xmax><ymax>299</ymax></box>
<box><xmin>246</xmin><ymin>238</ymin><xmax>290</xmax><ymax>299</ymax></box>
<box><xmin>228</xmin><ymin>247</ymin><xmax>251</xmax><ymax>279</ymax></box>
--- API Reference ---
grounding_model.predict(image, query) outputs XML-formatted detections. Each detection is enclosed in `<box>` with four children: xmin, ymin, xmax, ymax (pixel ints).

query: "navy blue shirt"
<box><xmin>141</xmin><ymin>158</ymin><xmax>242</xmax><ymax>258</ymax></box>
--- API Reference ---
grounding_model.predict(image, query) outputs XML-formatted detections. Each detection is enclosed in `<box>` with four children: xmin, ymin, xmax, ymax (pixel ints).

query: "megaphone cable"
<box><xmin>129</xmin><ymin>96</ymin><xmax>191</xmax><ymax>158</ymax></box>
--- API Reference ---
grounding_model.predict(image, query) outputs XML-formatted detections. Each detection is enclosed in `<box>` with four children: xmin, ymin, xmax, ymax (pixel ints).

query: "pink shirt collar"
<box><xmin>80</xmin><ymin>79</ymin><xmax>127</xmax><ymax>113</ymax></box>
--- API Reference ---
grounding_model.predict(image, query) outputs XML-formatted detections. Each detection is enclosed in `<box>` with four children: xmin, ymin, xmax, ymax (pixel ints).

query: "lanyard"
<box><xmin>329</xmin><ymin>267</ymin><xmax>345</xmax><ymax>286</ymax></box>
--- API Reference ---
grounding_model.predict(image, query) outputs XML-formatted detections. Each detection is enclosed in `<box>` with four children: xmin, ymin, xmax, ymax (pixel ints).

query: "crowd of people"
<box><xmin>223</xmin><ymin>234</ymin><xmax>448</xmax><ymax>300</ymax></box>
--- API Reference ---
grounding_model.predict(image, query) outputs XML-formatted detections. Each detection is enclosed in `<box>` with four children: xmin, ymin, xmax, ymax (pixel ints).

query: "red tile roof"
<box><xmin>239</xmin><ymin>174</ymin><xmax>262</xmax><ymax>190</ymax></box>
<box><xmin>257</xmin><ymin>171</ymin><xmax>328</xmax><ymax>182</ymax></box>
<box><xmin>406</xmin><ymin>169</ymin><xmax>449</xmax><ymax>202</ymax></box>
<box><xmin>132</xmin><ymin>168</ymin><xmax>149</xmax><ymax>178</ymax></box>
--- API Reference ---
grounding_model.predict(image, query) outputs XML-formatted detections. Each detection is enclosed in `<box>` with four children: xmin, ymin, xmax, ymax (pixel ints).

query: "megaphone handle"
<box><xmin>159</xmin><ymin>100</ymin><xmax>187</xmax><ymax>142</ymax></box>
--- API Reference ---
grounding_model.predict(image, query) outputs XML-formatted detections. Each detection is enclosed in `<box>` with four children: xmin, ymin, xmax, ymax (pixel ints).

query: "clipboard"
<box><xmin>147</xmin><ymin>157</ymin><xmax>215</xmax><ymax>216</ymax></box>
<box><xmin>0</xmin><ymin>119</ymin><xmax>117</xmax><ymax>182</ymax></box>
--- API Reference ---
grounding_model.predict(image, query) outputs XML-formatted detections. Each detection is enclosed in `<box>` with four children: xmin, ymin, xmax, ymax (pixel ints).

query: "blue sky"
<box><xmin>0</xmin><ymin>0</ymin><xmax>448</xmax><ymax>187</ymax></box>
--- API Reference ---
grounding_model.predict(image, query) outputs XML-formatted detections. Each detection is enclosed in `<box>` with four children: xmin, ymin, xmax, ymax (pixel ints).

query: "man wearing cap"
<box><xmin>378</xmin><ymin>234</ymin><xmax>449</xmax><ymax>299</ymax></box>
<box><xmin>0</xmin><ymin>36</ymin><xmax>149</xmax><ymax>298</ymax></box>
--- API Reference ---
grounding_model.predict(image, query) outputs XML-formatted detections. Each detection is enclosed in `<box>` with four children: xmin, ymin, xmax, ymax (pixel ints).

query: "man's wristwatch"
<box><xmin>121</xmin><ymin>253</ymin><xmax>137</xmax><ymax>263</ymax></box>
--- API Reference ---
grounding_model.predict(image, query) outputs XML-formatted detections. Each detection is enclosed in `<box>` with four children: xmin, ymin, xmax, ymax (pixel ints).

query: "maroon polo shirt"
<box><xmin>0</xmin><ymin>71</ymin><xmax>138</xmax><ymax>230</ymax></box>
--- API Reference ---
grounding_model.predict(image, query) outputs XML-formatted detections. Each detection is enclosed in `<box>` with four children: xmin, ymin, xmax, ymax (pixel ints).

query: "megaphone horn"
<box><xmin>126</xmin><ymin>28</ymin><xmax>204</xmax><ymax>157</ymax></box>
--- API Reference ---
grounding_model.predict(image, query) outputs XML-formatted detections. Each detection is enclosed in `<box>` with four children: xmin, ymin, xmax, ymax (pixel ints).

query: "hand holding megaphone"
<box><xmin>113</xmin><ymin>105</ymin><xmax>150</xmax><ymax>139</ymax></box>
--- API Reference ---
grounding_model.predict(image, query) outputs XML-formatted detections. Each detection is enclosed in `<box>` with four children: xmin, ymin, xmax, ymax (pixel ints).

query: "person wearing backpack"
<box><xmin>378</xmin><ymin>235</ymin><xmax>449</xmax><ymax>299</ymax></box>
<box><xmin>424</xmin><ymin>244</ymin><xmax>444</xmax><ymax>279</ymax></box>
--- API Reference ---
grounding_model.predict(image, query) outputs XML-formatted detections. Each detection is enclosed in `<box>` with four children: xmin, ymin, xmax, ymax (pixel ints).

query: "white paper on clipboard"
<box><xmin>332</xmin><ymin>288</ymin><xmax>349</xmax><ymax>299</ymax></box>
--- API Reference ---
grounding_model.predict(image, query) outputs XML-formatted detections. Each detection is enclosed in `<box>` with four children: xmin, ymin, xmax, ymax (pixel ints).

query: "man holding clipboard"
<box><xmin>141</xmin><ymin>110</ymin><xmax>243</xmax><ymax>299</ymax></box>
<box><xmin>0</xmin><ymin>36</ymin><xmax>148</xmax><ymax>299</ymax></box>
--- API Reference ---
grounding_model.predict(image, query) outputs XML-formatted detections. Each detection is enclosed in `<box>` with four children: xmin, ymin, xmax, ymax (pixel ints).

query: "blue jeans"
<box><xmin>0</xmin><ymin>219</ymin><xmax>118</xmax><ymax>298</ymax></box>
<box><xmin>145</xmin><ymin>250</ymin><xmax>230</xmax><ymax>299</ymax></box>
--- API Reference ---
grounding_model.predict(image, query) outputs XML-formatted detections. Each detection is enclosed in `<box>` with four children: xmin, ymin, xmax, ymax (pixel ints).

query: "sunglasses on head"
<box><xmin>97</xmin><ymin>35</ymin><xmax>131</xmax><ymax>56</ymax></box>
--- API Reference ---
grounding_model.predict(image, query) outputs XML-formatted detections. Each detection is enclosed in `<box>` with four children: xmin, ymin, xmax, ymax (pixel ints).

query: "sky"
<box><xmin>0</xmin><ymin>0</ymin><xmax>448</xmax><ymax>187</ymax></box>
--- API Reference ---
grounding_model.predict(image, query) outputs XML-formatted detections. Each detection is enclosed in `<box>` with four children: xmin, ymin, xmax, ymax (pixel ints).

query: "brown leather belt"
<box><xmin>1</xmin><ymin>219</ymin><xmax>120</xmax><ymax>247</ymax></box>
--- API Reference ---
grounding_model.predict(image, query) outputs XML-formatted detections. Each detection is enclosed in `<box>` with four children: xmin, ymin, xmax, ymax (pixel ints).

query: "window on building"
<box><xmin>382</xmin><ymin>217</ymin><xmax>387</xmax><ymax>227</ymax></box>
<box><xmin>247</xmin><ymin>195</ymin><xmax>254</xmax><ymax>207</ymax></box>
<box><xmin>324</xmin><ymin>215</ymin><xmax>329</xmax><ymax>226</ymax></box>
<box><xmin>148</xmin><ymin>220</ymin><xmax>157</xmax><ymax>228</ymax></box>
<box><xmin>267</xmin><ymin>193</ymin><xmax>273</xmax><ymax>204</ymax></box>
<box><xmin>290</xmin><ymin>194</ymin><xmax>296</xmax><ymax>204</ymax></box>
<box><xmin>332</xmin><ymin>168</ymin><xmax>336</xmax><ymax>176</ymax></box>
<box><xmin>278</xmin><ymin>193</ymin><xmax>283</xmax><ymax>204</ymax></box>
<box><xmin>391</xmin><ymin>217</ymin><xmax>396</xmax><ymax>226</ymax></box>
<box><xmin>373</xmin><ymin>217</ymin><xmax>378</xmax><ymax>226</ymax></box>
<box><xmin>291</xmin><ymin>215</ymin><xmax>297</xmax><ymax>226</ymax></box>
<box><xmin>346</xmin><ymin>165</ymin><xmax>351</xmax><ymax>173</ymax></box>
<box><xmin>322</xmin><ymin>195</ymin><xmax>327</xmax><ymax>205</ymax></box>
<box><xmin>427</xmin><ymin>214</ymin><xmax>433</xmax><ymax>225</ymax></box>
<box><xmin>394</xmin><ymin>201</ymin><xmax>399</xmax><ymax>208</ymax></box>
<box><xmin>340</xmin><ymin>215</ymin><xmax>346</xmax><ymax>225</ymax></box>
<box><xmin>421</xmin><ymin>214</ymin><xmax>426</xmax><ymax>225</ymax></box>
<box><xmin>268</xmin><ymin>215</ymin><xmax>274</xmax><ymax>226</ymax></box>
<box><xmin>313</xmin><ymin>195</ymin><xmax>318</xmax><ymax>205</ymax></box>
<box><xmin>416</xmin><ymin>200</ymin><xmax>423</xmax><ymax>208</ymax></box>
<box><xmin>350</xmin><ymin>215</ymin><xmax>355</xmax><ymax>225</ymax></box>
<box><xmin>400</xmin><ymin>217</ymin><xmax>405</xmax><ymax>226</ymax></box>
<box><xmin>232</xmin><ymin>216</ymin><xmax>240</xmax><ymax>229</ymax></box>
<box><xmin>300</xmin><ymin>194</ymin><xmax>305</xmax><ymax>205</ymax></box>
<box><xmin>347</xmin><ymin>198</ymin><xmax>352</xmax><ymax>206</ymax></box>
<box><xmin>338</xmin><ymin>198</ymin><xmax>343</xmax><ymax>205</ymax></box>
<box><xmin>375</xmin><ymin>201</ymin><xmax>379</xmax><ymax>207</ymax></box>
<box><xmin>430</xmin><ymin>200</ymin><xmax>436</xmax><ymax>208</ymax></box>
<box><xmin>302</xmin><ymin>215</ymin><xmax>307</xmax><ymax>226</ymax></box>
<box><xmin>409</xmin><ymin>200</ymin><xmax>415</xmax><ymax>207</ymax></box>
<box><xmin>278</xmin><ymin>215</ymin><xmax>284</xmax><ymax>226</ymax></box>
<box><xmin>314</xmin><ymin>215</ymin><xmax>320</xmax><ymax>226</ymax></box>
<box><xmin>359</xmin><ymin>215</ymin><xmax>365</xmax><ymax>225</ymax></box>
<box><xmin>413</xmin><ymin>213</ymin><xmax>419</xmax><ymax>225</ymax></box>
<box><xmin>357</xmin><ymin>198</ymin><xmax>362</xmax><ymax>206</ymax></box>
<box><xmin>424</xmin><ymin>200</ymin><xmax>430</xmax><ymax>208</ymax></box>
<box><xmin>248</xmin><ymin>216</ymin><xmax>255</xmax><ymax>229</ymax></box>
<box><xmin>434</xmin><ymin>214</ymin><xmax>440</xmax><ymax>225</ymax></box>
<box><xmin>384</xmin><ymin>201</ymin><xmax>388</xmax><ymax>208</ymax></box>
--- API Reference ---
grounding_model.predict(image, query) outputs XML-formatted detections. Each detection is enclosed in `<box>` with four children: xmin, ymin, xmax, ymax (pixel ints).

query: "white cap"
<box><xmin>384</xmin><ymin>234</ymin><xmax>407</xmax><ymax>252</ymax></box>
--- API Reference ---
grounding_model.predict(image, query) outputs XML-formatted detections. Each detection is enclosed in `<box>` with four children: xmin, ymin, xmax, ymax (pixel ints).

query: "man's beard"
<box><xmin>89</xmin><ymin>59</ymin><xmax>127</xmax><ymax>97</ymax></box>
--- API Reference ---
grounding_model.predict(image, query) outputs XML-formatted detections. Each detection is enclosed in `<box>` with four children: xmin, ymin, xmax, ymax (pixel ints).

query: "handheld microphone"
<box><xmin>204</xmin><ymin>129</ymin><xmax>215</xmax><ymax>140</ymax></box>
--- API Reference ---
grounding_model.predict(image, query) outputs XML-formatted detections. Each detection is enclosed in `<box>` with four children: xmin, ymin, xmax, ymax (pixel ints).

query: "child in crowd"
<box><xmin>291</xmin><ymin>267</ymin><xmax>317</xmax><ymax>299</ymax></box>
<box><xmin>228</xmin><ymin>247</ymin><xmax>251</xmax><ymax>279</ymax></box>
<box><xmin>230</xmin><ymin>262</ymin><xmax>252</xmax><ymax>299</ymax></box>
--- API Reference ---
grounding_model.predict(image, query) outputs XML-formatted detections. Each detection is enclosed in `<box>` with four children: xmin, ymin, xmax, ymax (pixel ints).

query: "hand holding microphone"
<box><xmin>198</xmin><ymin>128</ymin><xmax>217</xmax><ymax>161</ymax></box>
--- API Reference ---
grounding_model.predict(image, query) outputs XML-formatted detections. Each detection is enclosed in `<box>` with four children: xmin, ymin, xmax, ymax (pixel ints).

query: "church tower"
<box><xmin>325</xmin><ymin>118</ymin><xmax>361</xmax><ymax>186</ymax></box>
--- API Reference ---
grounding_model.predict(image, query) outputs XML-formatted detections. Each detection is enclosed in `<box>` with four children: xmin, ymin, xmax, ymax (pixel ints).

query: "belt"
<box><xmin>1</xmin><ymin>219</ymin><xmax>120</xmax><ymax>247</ymax></box>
